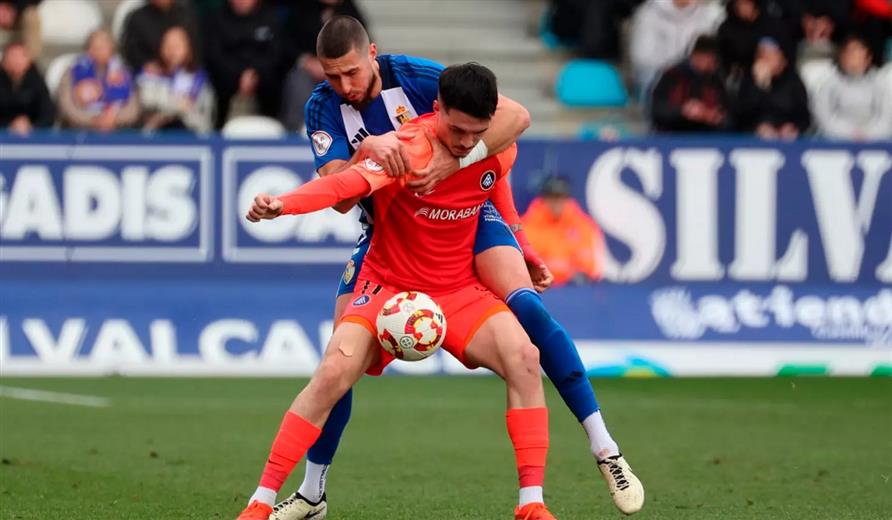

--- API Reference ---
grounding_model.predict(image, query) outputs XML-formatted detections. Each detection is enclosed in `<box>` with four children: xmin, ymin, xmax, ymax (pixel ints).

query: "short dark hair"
<box><xmin>690</xmin><ymin>35</ymin><xmax>720</xmax><ymax>57</ymax></box>
<box><xmin>438</xmin><ymin>63</ymin><xmax>498</xmax><ymax>119</ymax></box>
<box><xmin>316</xmin><ymin>15</ymin><xmax>370</xmax><ymax>59</ymax></box>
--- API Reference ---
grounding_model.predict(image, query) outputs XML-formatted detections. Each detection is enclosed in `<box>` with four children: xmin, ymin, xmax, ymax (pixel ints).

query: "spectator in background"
<box><xmin>121</xmin><ymin>0</ymin><xmax>200</xmax><ymax>73</ymax></box>
<box><xmin>137</xmin><ymin>26</ymin><xmax>214</xmax><ymax>133</ymax></box>
<box><xmin>0</xmin><ymin>39</ymin><xmax>54</xmax><ymax>135</ymax></box>
<box><xmin>629</xmin><ymin>0</ymin><xmax>724</xmax><ymax>98</ymax></box>
<box><xmin>521</xmin><ymin>176</ymin><xmax>605</xmax><ymax>287</ymax></box>
<box><xmin>549</xmin><ymin>0</ymin><xmax>644</xmax><ymax>59</ymax></box>
<box><xmin>718</xmin><ymin>0</ymin><xmax>795</xmax><ymax>81</ymax></box>
<box><xmin>0</xmin><ymin>0</ymin><xmax>41</xmax><ymax>57</ymax></box>
<box><xmin>58</xmin><ymin>29</ymin><xmax>139</xmax><ymax>132</ymax></box>
<box><xmin>736</xmin><ymin>37</ymin><xmax>810</xmax><ymax>139</ymax></box>
<box><xmin>650</xmin><ymin>36</ymin><xmax>732</xmax><ymax>133</ymax></box>
<box><xmin>203</xmin><ymin>0</ymin><xmax>283</xmax><ymax>129</ymax></box>
<box><xmin>811</xmin><ymin>33</ymin><xmax>892</xmax><ymax>140</ymax></box>
<box><xmin>280</xmin><ymin>0</ymin><xmax>366</xmax><ymax>132</ymax></box>
<box><xmin>799</xmin><ymin>0</ymin><xmax>853</xmax><ymax>46</ymax></box>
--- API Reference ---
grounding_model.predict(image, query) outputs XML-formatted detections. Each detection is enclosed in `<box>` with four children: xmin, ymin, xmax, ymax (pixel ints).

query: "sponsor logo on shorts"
<box><xmin>414</xmin><ymin>203</ymin><xmax>483</xmax><ymax>221</ymax></box>
<box><xmin>480</xmin><ymin>170</ymin><xmax>496</xmax><ymax>191</ymax></box>
<box><xmin>311</xmin><ymin>131</ymin><xmax>333</xmax><ymax>156</ymax></box>
<box><xmin>353</xmin><ymin>295</ymin><xmax>371</xmax><ymax>306</ymax></box>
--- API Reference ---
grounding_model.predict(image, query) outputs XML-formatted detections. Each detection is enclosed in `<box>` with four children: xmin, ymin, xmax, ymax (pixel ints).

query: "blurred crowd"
<box><xmin>549</xmin><ymin>0</ymin><xmax>892</xmax><ymax>140</ymax></box>
<box><xmin>0</xmin><ymin>0</ymin><xmax>365</xmax><ymax>136</ymax></box>
<box><xmin>2</xmin><ymin>0</ymin><xmax>891</xmax><ymax>141</ymax></box>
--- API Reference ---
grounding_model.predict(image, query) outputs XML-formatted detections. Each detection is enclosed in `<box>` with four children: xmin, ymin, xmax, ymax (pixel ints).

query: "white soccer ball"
<box><xmin>376</xmin><ymin>291</ymin><xmax>446</xmax><ymax>361</ymax></box>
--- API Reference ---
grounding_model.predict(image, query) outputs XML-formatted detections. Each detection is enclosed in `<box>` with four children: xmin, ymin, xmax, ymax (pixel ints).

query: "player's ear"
<box><xmin>433</xmin><ymin>99</ymin><xmax>439</xmax><ymax>113</ymax></box>
<box><xmin>368</xmin><ymin>42</ymin><xmax>377</xmax><ymax>60</ymax></box>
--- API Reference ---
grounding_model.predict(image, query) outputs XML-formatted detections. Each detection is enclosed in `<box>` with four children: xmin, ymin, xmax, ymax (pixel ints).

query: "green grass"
<box><xmin>0</xmin><ymin>377</ymin><xmax>890</xmax><ymax>519</ymax></box>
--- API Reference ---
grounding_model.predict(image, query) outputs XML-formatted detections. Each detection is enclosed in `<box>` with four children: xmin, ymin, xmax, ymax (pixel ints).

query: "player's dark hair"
<box><xmin>690</xmin><ymin>35</ymin><xmax>719</xmax><ymax>57</ymax></box>
<box><xmin>316</xmin><ymin>15</ymin><xmax>370</xmax><ymax>59</ymax></box>
<box><xmin>437</xmin><ymin>63</ymin><xmax>498</xmax><ymax>119</ymax></box>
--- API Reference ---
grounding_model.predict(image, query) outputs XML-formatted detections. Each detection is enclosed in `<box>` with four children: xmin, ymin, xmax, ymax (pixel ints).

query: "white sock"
<box><xmin>249</xmin><ymin>486</ymin><xmax>277</xmax><ymax>507</ymax></box>
<box><xmin>518</xmin><ymin>486</ymin><xmax>544</xmax><ymax>507</ymax></box>
<box><xmin>582</xmin><ymin>411</ymin><xmax>620</xmax><ymax>460</ymax></box>
<box><xmin>297</xmin><ymin>461</ymin><xmax>329</xmax><ymax>503</ymax></box>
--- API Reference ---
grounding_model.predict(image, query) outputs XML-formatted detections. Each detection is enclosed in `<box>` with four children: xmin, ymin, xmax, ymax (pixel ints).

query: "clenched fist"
<box><xmin>245</xmin><ymin>193</ymin><xmax>284</xmax><ymax>222</ymax></box>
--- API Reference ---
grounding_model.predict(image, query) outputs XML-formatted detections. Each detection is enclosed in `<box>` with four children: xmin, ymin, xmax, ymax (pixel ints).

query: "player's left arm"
<box><xmin>488</xmin><ymin>146</ymin><xmax>553</xmax><ymax>292</ymax></box>
<box><xmin>408</xmin><ymin>95</ymin><xmax>531</xmax><ymax>194</ymax></box>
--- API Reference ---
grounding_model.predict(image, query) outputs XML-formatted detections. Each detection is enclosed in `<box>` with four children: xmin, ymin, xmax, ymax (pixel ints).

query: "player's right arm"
<box><xmin>246</xmin><ymin>162</ymin><xmax>393</xmax><ymax>222</ymax></box>
<box><xmin>247</xmin><ymin>128</ymin><xmax>432</xmax><ymax>221</ymax></box>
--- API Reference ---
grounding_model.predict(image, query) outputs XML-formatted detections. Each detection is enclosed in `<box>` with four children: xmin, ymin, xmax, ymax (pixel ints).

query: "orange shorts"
<box><xmin>340</xmin><ymin>279</ymin><xmax>509</xmax><ymax>375</ymax></box>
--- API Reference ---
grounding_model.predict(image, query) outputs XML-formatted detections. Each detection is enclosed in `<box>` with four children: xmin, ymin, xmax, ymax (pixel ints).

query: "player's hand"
<box><xmin>245</xmin><ymin>193</ymin><xmax>284</xmax><ymax>222</ymax></box>
<box><xmin>408</xmin><ymin>128</ymin><xmax>459</xmax><ymax>194</ymax></box>
<box><xmin>528</xmin><ymin>261</ymin><xmax>554</xmax><ymax>293</ymax></box>
<box><xmin>359</xmin><ymin>132</ymin><xmax>411</xmax><ymax>177</ymax></box>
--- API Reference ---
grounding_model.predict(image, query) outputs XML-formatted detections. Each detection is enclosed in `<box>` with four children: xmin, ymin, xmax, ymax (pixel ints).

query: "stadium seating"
<box><xmin>38</xmin><ymin>0</ymin><xmax>103</xmax><ymax>46</ymax></box>
<box><xmin>112</xmin><ymin>0</ymin><xmax>146</xmax><ymax>42</ymax></box>
<box><xmin>555</xmin><ymin>59</ymin><xmax>628</xmax><ymax>108</ymax></box>
<box><xmin>222</xmin><ymin>116</ymin><xmax>287</xmax><ymax>139</ymax></box>
<box><xmin>43</xmin><ymin>52</ymin><xmax>78</xmax><ymax>97</ymax></box>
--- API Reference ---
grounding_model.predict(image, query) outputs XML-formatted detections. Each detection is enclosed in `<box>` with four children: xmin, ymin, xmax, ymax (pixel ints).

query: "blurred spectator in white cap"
<box><xmin>521</xmin><ymin>176</ymin><xmax>605</xmax><ymax>287</ymax></box>
<box><xmin>0</xmin><ymin>38</ymin><xmax>54</xmax><ymax>135</ymax></box>
<box><xmin>810</xmin><ymin>32</ymin><xmax>892</xmax><ymax>140</ymax></box>
<box><xmin>736</xmin><ymin>36</ymin><xmax>810</xmax><ymax>139</ymax></box>
<box><xmin>629</xmin><ymin>0</ymin><xmax>724</xmax><ymax>99</ymax></box>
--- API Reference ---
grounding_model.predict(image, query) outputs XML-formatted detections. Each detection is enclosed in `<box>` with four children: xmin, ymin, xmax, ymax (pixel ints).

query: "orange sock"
<box><xmin>506</xmin><ymin>407</ymin><xmax>549</xmax><ymax>488</ymax></box>
<box><xmin>259</xmin><ymin>411</ymin><xmax>322</xmax><ymax>491</ymax></box>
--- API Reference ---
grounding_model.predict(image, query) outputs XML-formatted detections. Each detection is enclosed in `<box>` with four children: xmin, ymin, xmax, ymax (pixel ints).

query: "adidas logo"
<box><xmin>351</xmin><ymin>128</ymin><xmax>370</xmax><ymax>146</ymax></box>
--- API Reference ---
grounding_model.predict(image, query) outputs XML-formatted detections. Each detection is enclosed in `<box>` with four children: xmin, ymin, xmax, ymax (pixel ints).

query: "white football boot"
<box><xmin>270</xmin><ymin>492</ymin><xmax>327</xmax><ymax>520</ymax></box>
<box><xmin>597</xmin><ymin>454</ymin><xmax>645</xmax><ymax>514</ymax></box>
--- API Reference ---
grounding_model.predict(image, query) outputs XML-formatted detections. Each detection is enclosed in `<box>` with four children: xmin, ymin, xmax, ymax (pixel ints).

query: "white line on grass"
<box><xmin>0</xmin><ymin>386</ymin><xmax>111</xmax><ymax>408</ymax></box>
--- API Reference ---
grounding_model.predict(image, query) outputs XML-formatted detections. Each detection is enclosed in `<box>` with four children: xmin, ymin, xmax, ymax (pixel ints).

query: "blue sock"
<box><xmin>306</xmin><ymin>388</ymin><xmax>352</xmax><ymax>465</ymax></box>
<box><xmin>506</xmin><ymin>288</ymin><xmax>599</xmax><ymax>422</ymax></box>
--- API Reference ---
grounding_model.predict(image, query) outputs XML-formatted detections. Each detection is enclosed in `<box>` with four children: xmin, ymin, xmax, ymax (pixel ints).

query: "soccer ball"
<box><xmin>376</xmin><ymin>291</ymin><xmax>446</xmax><ymax>361</ymax></box>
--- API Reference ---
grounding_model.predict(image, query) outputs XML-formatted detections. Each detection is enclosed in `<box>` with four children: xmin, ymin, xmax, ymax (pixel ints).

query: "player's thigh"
<box><xmin>475</xmin><ymin>245</ymin><xmax>533</xmax><ymax>300</ymax></box>
<box><xmin>463</xmin><ymin>310</ymin><xmax>537</xmax><ymax>379</ymax></box>
<box><xmin>333</xmin><ymin>293</ymin><xmax>353</xmax><ymax>323</ymax></box>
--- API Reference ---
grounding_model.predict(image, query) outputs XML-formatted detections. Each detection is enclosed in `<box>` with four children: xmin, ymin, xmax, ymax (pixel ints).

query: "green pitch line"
<box><xmin>1</xmin><ymin>377</ymin><xmax>890</xmax><ymax>519</ymax></box>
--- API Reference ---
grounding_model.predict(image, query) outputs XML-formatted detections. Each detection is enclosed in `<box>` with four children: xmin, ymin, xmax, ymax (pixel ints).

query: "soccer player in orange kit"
<box><xmin>235</xmin><ymin>63</ymin><xmax>558</xmax><ymax>520</ymax></box>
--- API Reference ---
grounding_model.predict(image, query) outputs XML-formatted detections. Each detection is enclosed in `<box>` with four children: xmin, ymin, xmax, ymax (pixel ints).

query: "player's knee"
<box><xmin>503</xmin><ymin>341</ymin><xmax>541</xmax><ymax>380</ymax></box>
<box><xmin>313</xmin><ymin>357</ymin><xmax>353</xmax><ymax>397</ymax></box>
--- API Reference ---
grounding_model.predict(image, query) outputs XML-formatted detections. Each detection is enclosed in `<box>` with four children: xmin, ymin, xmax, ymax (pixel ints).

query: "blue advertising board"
<box><xmin>1</xmin><ymin>135</ymin><xmax>890</xmax><ymax>376</ymax></box>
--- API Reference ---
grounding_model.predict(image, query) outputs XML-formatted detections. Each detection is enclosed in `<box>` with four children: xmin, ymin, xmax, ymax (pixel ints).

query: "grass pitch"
<box><xmin>0</xmin><ymin>377</ymin><xmax>890</xmax><ymax>519</ymax></box>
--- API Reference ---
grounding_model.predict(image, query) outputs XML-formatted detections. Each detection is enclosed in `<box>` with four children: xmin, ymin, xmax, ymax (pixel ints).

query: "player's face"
<box><xmin>320</xmin><ymin>44</ymin><xmax>381</xmax><ymax>109</ymax></box>
<box><xmin>435</xmin><ymin>103</ymin><xmax>491</xmax><ymax>158</ymax></box>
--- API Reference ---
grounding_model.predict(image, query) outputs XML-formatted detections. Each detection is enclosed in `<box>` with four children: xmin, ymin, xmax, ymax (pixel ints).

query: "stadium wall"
<box><xmin>1</xmin><ymin>135</ymin><xmax>890</xmax><ymax>377</ymax></box>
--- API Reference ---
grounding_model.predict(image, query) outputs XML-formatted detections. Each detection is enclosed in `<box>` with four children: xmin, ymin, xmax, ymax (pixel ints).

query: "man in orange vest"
<box><xmin>521</xmin><ymin>176</ymin><xmax>605</xmax><ymax>286</ymax></box>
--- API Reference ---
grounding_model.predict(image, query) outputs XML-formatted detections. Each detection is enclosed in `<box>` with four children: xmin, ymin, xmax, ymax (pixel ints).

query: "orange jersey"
<box><xmin>360</xmin><ymin>114</ymin><xmax>517</xmax><ymax>294</ymax></box>
<box><xmin>276</xmin><ymin>112</ymin><xmax>517</xmax><ymax>294</ymax></box>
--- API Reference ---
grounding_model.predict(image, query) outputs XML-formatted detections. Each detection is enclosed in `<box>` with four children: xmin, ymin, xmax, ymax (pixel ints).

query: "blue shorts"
<box><xmin>336</xmin><ymin>200</ymin><xmax>520</xmax><ymax>296</ymax></box>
